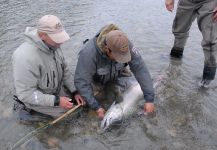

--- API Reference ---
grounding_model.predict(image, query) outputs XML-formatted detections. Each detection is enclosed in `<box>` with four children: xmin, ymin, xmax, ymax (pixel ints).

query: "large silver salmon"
<box><xmin>100</xmin><ymin>82</ymin><xmax>143</xmax><ymax>130</ymax></box>
<box><xmin>100</xmin><ymin>74</ymin><xmax>166</xmax><ymax>131</ymax></box>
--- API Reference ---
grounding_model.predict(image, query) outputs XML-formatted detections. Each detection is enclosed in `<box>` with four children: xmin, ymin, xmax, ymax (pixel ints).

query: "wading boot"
<box><xmin>199</xmin><ymin>66</ymin><xmax>216</xmax><ymax>88</ymax></box>
<box><xmin>170</xmin><ymin>47</ymin><xmax>184</xmax><ymax>58</ymax></box>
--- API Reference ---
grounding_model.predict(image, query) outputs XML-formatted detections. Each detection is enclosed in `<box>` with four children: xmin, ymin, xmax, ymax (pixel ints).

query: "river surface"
<box><xmin>0</xmin><ymin>0</ymin><xmax>217</xmax><ymax>150</ymax></box>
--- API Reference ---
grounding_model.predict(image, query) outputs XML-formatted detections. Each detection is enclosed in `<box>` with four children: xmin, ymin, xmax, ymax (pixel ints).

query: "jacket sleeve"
<box><xmin>128</xmin><ymin>46</ymin><xmax>155</xmax><ymax>103</ymax></box>
<box><xmin>12</xmin><ymin>51</ymin><xmax>55</xmax><ymax>106</ymax></box>
<box><xmin>74</xmin><ymin>50</ymin><xmax>101</xmax><ymax>110</ymax></box>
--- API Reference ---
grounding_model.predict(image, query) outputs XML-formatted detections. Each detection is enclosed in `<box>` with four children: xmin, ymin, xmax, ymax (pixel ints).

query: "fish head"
<box><xmin>100</xmin><ymin>102</ymin><xmax>124</xmax><ymax>131</ymax></box>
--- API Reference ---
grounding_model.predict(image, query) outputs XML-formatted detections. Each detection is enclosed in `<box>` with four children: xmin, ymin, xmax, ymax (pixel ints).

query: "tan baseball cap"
<box><xmin>105</xmin><ymin>30</ymin><xmax>131</xmax><ymax>63</ymax></box>
<box><xmin>37</xmin><ymin>15</ymin><xmax>70</xmax><ymax>43</ymax></box>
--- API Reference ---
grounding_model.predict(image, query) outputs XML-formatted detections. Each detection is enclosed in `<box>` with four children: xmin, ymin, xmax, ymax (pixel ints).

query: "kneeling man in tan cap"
<box><xmin>75</xmin><ymin>24</ymin><xmax>155</xmax><ymax>119</ymax></box>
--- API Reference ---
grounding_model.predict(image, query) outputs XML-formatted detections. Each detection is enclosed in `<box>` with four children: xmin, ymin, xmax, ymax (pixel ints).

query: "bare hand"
<box><xmin>59</xmin><ymin>96</ymin><xmax>73</xmax><ymax>109</ymax></box>
<box><xmin>213</xmin><ymin>7</ymin><xmax>217</xmax><ymax>22</ymax></box>
<box><xmin>144</xmin><ymin>103</ymin><xmax>155</xmax><ymax>115</ymax></box>
<box><xmin>74</xmin><ymin>94</ymin><xmax>86</xmax><ymax>106</ymax></box>
<box><xmin>165</xmin><ymin>0</ymin><xmax>175</xmax><ymax>12</ymax></box>
<box><xmin>96</xmin><ymin>108</ymin><xmax>105</xmax><ymax>120</ymax></box>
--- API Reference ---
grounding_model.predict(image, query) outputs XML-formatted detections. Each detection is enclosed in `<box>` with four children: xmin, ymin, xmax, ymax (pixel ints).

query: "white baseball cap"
<box><xmin>37</xmin><ymin>15</ymin><xmax>70</xmax><ymax>43</ymax></box>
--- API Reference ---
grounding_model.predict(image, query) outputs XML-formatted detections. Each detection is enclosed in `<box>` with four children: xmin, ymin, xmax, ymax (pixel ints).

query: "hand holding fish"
<box><xmin>96</xmin><ymin>107</ymin><xmax>105</xmax><ymax>120</ymax></box>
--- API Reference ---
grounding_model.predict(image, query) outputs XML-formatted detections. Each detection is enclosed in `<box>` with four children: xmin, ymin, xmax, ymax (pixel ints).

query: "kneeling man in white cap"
<box><xmin>12</xmin><ymin>15</ymin><xmax>85</xmax><ymax>119</ymax></box>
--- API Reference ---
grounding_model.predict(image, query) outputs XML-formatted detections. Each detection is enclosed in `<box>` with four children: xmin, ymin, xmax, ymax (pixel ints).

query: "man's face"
<box><xmin>40</xmin><ymin>33</ymin><xmax>62</xmax><ymax>48</ymax></box>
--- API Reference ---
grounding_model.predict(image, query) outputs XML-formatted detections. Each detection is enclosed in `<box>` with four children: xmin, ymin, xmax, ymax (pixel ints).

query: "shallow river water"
<box><xmin>0</xmin><ymin>0</ymin><xmax>217</xmax><ymax>150</ymax></box>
